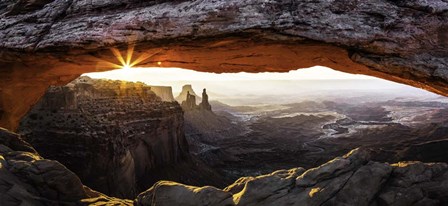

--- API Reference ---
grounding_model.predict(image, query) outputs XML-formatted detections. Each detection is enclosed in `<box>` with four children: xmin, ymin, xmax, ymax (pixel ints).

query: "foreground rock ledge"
<box><xmin>0</xmin><ymin>0</ymin><xmax>448</xmax><ymax>130</ymax></box>
<box><xmin>0</xmin><ymin>128</ymin><xmax>132</xmax><ymax>205</ymax></box>
<box><xmin>1</xmin><ymin>128</ymin><xmax>448</xmax><ymax>205</ymax></box>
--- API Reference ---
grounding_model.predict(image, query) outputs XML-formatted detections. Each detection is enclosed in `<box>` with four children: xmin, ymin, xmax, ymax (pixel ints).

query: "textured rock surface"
<box><xmin>0</xmin><ymin>128</ymin><xmax>132</xmax><ymax>205</ymax></box>
<box><xmin>18</xmin><ymin>76</ymin><xmax>189</xmax><ymax>198</ymax></box>
<box><xmin>134</xmin><ymin>148</ymin><xmax>448</xmax><ymax>206</ymax></box>
<box><xmin>2</xmin><ymin>127</ymin><xmax>448</xmax><ymax>206</ymax></box>
<box><xmin>1</xmin><ymin>0</ymin><xmax>447</xmax><ymax>130</ymax></box>
<box><xmin>135</xmin><ymin>181</ymin><xmax>234</xmax><ymax>206</ymax></box>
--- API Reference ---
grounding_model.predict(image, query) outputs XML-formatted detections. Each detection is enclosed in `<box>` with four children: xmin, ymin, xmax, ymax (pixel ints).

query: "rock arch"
<box><xmin>0</xmin><ymin>0</ymin><xmax>447</xmax><ymax>130</ymax></box>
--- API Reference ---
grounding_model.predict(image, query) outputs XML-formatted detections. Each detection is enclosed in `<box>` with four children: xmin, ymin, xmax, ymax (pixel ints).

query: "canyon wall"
<box><xmin>17</xmin><ymin>76</ymin><xmax>189</xmax><ymax>198</ymax></box>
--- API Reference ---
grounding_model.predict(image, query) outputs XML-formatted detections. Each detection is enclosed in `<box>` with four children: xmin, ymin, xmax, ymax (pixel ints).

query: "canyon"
<box><xmin>203</xmin><ymin>98</ymin><xmax>448</xmax><ymax>181</ymax></box>
<box><xmin>1</xmin><ymin>76</ymin><xmax>448</xmax><ymax>205</ymax></box>
<box><xmin>17</xmin><ymin>77</ymin><xmax>221</xmax><ymax>198</ymax></box>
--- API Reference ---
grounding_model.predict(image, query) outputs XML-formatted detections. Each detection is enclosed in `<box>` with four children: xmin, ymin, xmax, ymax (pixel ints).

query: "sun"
<box><xmin>122</xmin><ymin>64</ymin><xmax>132</xmax><ymax>70</ymax></box>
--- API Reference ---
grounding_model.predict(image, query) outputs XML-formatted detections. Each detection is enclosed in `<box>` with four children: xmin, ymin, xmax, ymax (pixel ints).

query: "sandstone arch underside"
<box><xmin>0</xmin><ymin>0</ymin><xmax>447</xmax><ymax>131</ymax></box>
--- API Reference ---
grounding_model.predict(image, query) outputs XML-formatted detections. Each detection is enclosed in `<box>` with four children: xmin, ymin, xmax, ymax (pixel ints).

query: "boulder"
<box><xmin>135</xmin><ymin>181</ymin><xmax>234</xmax><ymax>206</ymax></box>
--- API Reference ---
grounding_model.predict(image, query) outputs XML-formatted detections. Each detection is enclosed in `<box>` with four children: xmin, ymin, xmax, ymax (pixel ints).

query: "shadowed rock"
<box><xmin>199</xmin><ymin>88</ymin><xmax>212</xmax><ymax>111</ymax></box>
<box><xmin>182</xmin><ymin>91</ymin><xmax>198</xmax><ymax>111</ymax></box>
<box><xmin>0</xmin><ymin>128</ymin><xmax>132</xmax><ymax>205</ymax></box>
<box><xmin>135</xmin><ymin>181</ymin><xmax>234</xmax><ymax>206</ymax></box>
<box><xmin>133</xmin><ymin>147</ymin><xmax>448</xmax><ymax>206</ymax></box>
<box><xmin>2</xmin><ymin>128</ymin><xmax>448</xmax><ymax>206</ymax></box>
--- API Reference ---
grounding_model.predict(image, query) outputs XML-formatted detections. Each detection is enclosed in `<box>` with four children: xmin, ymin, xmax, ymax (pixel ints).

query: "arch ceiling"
<box><xmin>0</xmin><ymin>0</ymin><xmax>447</xmax><ymax>130</ymax></box>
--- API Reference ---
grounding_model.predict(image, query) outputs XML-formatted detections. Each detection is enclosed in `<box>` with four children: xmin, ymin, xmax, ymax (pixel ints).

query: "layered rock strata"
<box><xmin>18</xmin><ymin>76</ymin><xmax>189</xmax><ymax>198</ymax></box>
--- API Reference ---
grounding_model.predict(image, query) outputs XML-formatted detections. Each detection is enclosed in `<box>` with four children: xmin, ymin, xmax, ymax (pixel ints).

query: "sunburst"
<box><xmin>95</xmin><ymin>44</ymin><xmax>161</xmax><ymax>71</ymax></box>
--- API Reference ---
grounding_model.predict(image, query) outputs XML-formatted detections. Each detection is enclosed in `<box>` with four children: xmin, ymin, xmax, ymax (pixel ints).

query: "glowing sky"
<box><xmin>85</xmin><ymin>66</ymin><xmax>375</xmax><ymax>82</ymax></box>
<box><xmin>84</xmin><ymin>66</ymin><xmax>442</xmax><ymax>105</ymax></box>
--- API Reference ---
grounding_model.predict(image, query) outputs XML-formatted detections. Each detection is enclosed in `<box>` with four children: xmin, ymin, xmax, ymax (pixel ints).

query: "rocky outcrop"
<box><xmin>176</xmin><ymin>85</ymin><xmax>201</xmax><ymax>104</ymax></box>
<box><xmin>0</xmin><ymin>128</ymin><xmax>132</xmax><ymax>205</ymax></box>
<box><xmin>18</xmin><ymin>76</ymin><xmax>189</xmax><ymax>198</ymax></box>
<box><xmin>135</xmin><ymin>148</ymin><xmax>448</xmax><ymax>206</ymax></box>
<box><xmin>2</xmin><ymin>127</ymin><xmax>448</xmax><ymax>206</ymax></box>
<box><xmin>181</xmin><ymin>91</ymin><xmax>198</xmax><ymax>111</ymax></box>
<box><xmin>199</xmin><ymin>89</ymin><xmax>212</xmax><ymax>111</ymax></box>
<box><xmin>180</xmin><ymin>86</ymin><xmax>212</xmax><ymax>111</ymax></box>
<box><xmin>150</xmin><ymin>85</ymin><xmax>175</xmax><ymax>102</ymax></box>
<box><xmin>0</xmin><ymin>0</ymin><xmax>448</xmax><ymax>130</ymax></box>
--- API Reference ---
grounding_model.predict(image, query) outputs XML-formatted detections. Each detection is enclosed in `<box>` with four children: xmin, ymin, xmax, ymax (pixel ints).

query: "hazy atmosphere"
<box><xmin>85</xmin><ymin>66</ymin><xmax>443</xmax><ymax>105</ymax></box>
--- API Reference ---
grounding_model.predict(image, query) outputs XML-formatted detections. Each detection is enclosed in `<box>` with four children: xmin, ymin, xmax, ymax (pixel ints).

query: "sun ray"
<box><xmin>96</xmin><ymin>43</ymin><xmax>161</xmax><ymax>70</ymax></box>
<box><xmin>126</xmin><ymin>44</ymin><xmax>135</xmax><ymax>66</ymax></box>
<box><xmin>129</xmin><ymin>50</ymin><xmax>161</xmax><ymax>67</ymax></box>
<box><xmin>110</xmin><ymin>48</ymin><xmax>127</xmax><ymax>67</ymax></box>
<box><xmin>96</xmin><ymin>60</ymin><xmax>125</xmax><ymax>70</ymax></box>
